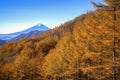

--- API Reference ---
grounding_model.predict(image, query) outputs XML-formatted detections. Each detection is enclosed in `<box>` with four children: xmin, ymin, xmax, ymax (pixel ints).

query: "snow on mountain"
<box><xmin>0</xmin><ymin>24</ymin><xmax>50</xmax><ymax>40</ymax></box>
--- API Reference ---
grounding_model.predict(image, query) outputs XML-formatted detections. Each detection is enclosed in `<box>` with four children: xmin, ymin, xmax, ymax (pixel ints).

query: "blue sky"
<box><xmin>0</xmin><ymin>0</ymin><xmax>104</xmax><ymax>34</ymax></box>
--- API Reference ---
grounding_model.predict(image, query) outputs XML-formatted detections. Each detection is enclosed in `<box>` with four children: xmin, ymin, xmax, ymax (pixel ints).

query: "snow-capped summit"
<box><xmin>37</xmin><ymin>23</ymin><xmax>41</xmax><ymax>26</ymax></box>
<box><xmin>20</xmin><ymin>24</ymin><xmax>50</xmax><ymax>33</ymax></box>
<box><xmin>0</xmin><ymin>24</ymin><xmax>50</xmax><ymax>40</ymax></box>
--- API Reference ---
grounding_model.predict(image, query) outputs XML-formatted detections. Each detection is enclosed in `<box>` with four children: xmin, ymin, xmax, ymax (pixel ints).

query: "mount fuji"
<box><xmin>0</xmin><ymin>24</ymin><xmax>50</xmax><ymax>40</ymax></box>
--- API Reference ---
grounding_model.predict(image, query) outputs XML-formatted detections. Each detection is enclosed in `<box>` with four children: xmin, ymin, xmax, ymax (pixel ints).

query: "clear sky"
<box><xmin>0</xmin><ymin>0</ymin><xmax>104</xmax><ymax>34</ymax></box>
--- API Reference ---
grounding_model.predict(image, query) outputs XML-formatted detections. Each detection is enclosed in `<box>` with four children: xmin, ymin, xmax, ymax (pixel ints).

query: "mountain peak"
<box><xmin>37</xmin><ymin>23</ymin><xmax>44</xmax><ymax>26</ymax></box>
<box><xmin>0</xmin><ymin>24</ymin><xmax>50</xmax><ymax>40</ymax></box>
<box><xmin>30</xmin><ymin>24</ymin><xmax>50</xmax><ymax>31</ymax></box>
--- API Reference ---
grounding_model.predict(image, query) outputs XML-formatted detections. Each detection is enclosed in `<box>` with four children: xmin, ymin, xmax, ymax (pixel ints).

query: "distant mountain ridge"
<box><xmin>8</xmin><ymin>30</ymin><xmax>45</xmax><ymax>42</ymax></box>
<box><xmin>0</xmin><ymin>24</ymin><xmax>50</xmax><ymax>40</ymax></box>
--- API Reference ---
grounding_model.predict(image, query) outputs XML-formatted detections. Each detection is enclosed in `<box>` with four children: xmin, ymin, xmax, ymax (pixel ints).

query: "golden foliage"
<box><xmin>0</xmin><ymin>0</ymin><xmax>120</xmax><ymax>80</ymax></box>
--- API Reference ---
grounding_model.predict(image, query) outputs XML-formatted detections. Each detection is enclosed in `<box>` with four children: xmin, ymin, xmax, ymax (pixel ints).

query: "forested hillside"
<box><xmin>0</xmin><ymin>0</ymin><xmax>120</xmax><ymax>80</ymax></box>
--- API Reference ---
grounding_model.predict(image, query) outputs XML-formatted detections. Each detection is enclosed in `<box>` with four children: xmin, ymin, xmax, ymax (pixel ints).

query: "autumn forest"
<box><xmin>0</xmin><ymin>0</ymin><xmax>120</xmax><ymax>80</ymax></box>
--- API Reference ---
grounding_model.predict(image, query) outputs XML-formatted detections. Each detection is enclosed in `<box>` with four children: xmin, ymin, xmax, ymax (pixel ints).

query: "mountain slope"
<box><xmin>8</xmin><ymin>30</ymin><xmax>45</xmax><ymax>42</ymax></box>
<box><xmin>0</xmin><ymin>24</ymin><xmax>50</xmax><ymax>40</ymax></box>
<box><xmin>15</xmin><ymin>24</ymin><xmax>50</xmax><ymax>34</ymax></box>
<box><xmin>0</xmin><ymin>9</ymin><xmax>120</xmax><ymax>80</ymax></box>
